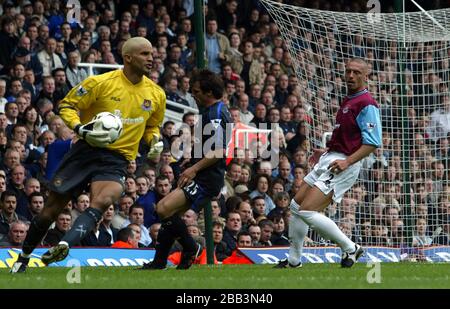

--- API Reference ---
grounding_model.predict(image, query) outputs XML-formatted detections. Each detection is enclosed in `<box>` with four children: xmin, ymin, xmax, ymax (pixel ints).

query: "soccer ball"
<box><xmin>92</xmin><ymin>112</ymin><xmax>123</xmax><ymax>144</ymax></box>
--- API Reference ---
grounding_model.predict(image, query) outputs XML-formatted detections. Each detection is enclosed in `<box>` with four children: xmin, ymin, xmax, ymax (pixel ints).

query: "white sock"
<box><xmin>287</xmin><ymin>212</ymin><xmax>309</xmax><ymax>265</ymax></box>
<box><xmin>299</xmin><ymin>210</ymin><xmax>354</xmax><ymax>252</ymax></box>
<box><xmin>58</xmin><ymin>241</ymin><xmax>69</xmax><ymax>247</ymax></box>
<box><xmin>289</xmin><ymin>199</ymin><xmax>301</xmax><ymax>215</ymax></box>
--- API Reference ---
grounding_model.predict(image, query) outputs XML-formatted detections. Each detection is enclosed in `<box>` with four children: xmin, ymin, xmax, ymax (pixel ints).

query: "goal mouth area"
<box><xmin>259</xmin><ymin>0</ymin><xmax>450</xmax><ymax>251</ymax></box>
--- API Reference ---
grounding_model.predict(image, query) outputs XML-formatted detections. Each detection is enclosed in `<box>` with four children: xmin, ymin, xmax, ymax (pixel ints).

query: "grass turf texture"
<box><xmin>1</xmin><ymin>263</ymin><xmax>450</xmax><ymax>289</ymax></box>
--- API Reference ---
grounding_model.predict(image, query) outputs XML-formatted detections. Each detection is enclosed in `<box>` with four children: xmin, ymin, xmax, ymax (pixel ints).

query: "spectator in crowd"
<box><xmin>111</xmin><ymin>227</ymin><xmax>139</xmax><ymax>249</ymax></box>
<box><xmin>235</xmin><ymin>201</ymin><xmax>256</xmax><ymax>231</ymax></box>
<box><xmin>121</xmin><ymin>204</ymin><xmax>151</xmax><ymax>247</ymax></box>
<box><xmin>205</xmin><ymin>16</ymin><xmax>230</xmax><ymax>74</ymax></box>
<box><xmin>212</xmin><ymin>220</ymin><xmax>230</xmax><ymax>261</ymax></box>
<box><xmin>248</xmin><ymin>224</ymin><xmax>261</xmax><ymax>246</ymax></box>
<box><xmin>258</xmin><ymin>219</ymin><xmax>274</xmax><ymax>246</ymax></box>
<box><xmin>412</xmin><ymin>218</ymin><xmax>433</xmax><ymax>247</ymax></box>
<box><xmin>222</xmin><ymin>231</ymin><xmax>253</xmax><ymax>264</ymax></box>
<box><xmin>222</xmin><ymin>211</ymin><xmax>242</xmax><ymax>253</ymax></box>
<box><xmin>52</xmin><ymin>68</ymin><xmax>70</xmax><ymax>105</ymax></box>
<box><xmin>111</xmin><ymin>195</ymin><xmax>134</xmax><ymax>230</ymax></box>
<box><xmin>426</xmin><ymin>93</ymin><xmax>450</xmax><ymax>142</ymax></box>
<box><xmin>148</xmin><ymin>222</ymin><xmax>161</xmax><ymax>249</ymax></box>
<box><xmin>70</xmin><ymin>193</ymin><xmax>90</xmax><ymax>222</ymax></box>
<box><xmin>24</xmin><ymin>192</ymin><xmax>45</xmax><ymax>222</ymax></box>
<box><xmin>271</xmin><ymin>214</ymin><xmax>289</xmax><ymax>246</ymax></box>
<box><xmin>0</xmin><ymin>191</ymin><xmax>28</xmax><ymax>235</ymax></box>
<box><xmin>249</xmin><ymin>174</ymin><xmax>276</xmax><ymax>214</ymax></box>
<box><xmin>135</xmin><ymin>176</ymin><xmax>158</xmax><ymax>228</ymax></box>
<box><xmin>43</xmin><ymin>209</ymin><xmax>72</xmax><ymax>246</ymax></box>
<box><xmin>0</xmin><ymin>16</ymin><xmax>19</xmax><ymax>68</ymax></box>
<box><xmin>65</xmin><ymin>50</ymin><xmax>88</xmax><ymax>88</ymax></box>
<box><xmin>81</xmin><ymin>204</ymin><xmax>118</xmax><ymax>247</ymax></box>
<box><xmin>197</xmin><ymin>197</ymin><xmax>226</xmax><ymax>234</ymax></box>
<box><xmin>0</xmin><ymin>220</ymin><xmax>28</xmax><ymax>247</ymax></box>
<box><xmin>37</xmin><ymin>37</ymin><xmax>64</xmax><ymax>76</ymax></box>
<box><xmin>127</xmin><ymin>223</ymin><xmax>145</xmax><ymax>248</ymax></box>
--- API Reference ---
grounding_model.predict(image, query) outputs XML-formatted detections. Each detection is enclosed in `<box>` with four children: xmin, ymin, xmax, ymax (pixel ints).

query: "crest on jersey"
<box><xmin>343</xmin><ymin>107</ymin><xmax>349</xmax><ymax>113</ymax></box>
<box><xmin>76</xmin><ymin>86</ymin><xmax>88</xmax><ymax>96</ymax></box>
<box><xmin>141</xmin><ymin>99</ymin><xmax>152</xmax><ymax>111</ymax></box>
<box><xmin>366</xmin><ymin>122</ymin><xmax>376</xmax><ymax>131</ymax></box>
<box><xmin>211</xmin><ymin>119</ymin><xmax>222</xmax><ymax>129</ymax></box>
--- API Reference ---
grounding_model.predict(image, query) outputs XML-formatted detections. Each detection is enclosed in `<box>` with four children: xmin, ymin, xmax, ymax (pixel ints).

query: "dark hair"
<box><xmin>51</xmin><ymin>68</ymin><xmax>65</xmax><ymax>76</ymax></box>
<box><xmin>155</xmin><ymin>175</ymin><xmax>170</xmax><ymax>184</ymax></box>
<box><xmin>59</xmin><ymin>208</ymin><xmax>72</xmax><ymax>218</ymax></box>
<box><xmin>117</xmin><ymin>227</ymin><xmax>134</xmax><ymax>242</ymax></box>
<box><xmin>226</xmin><ymin>159</ymin><xmax>241</xmax><ymax>172</ymax></box>
<box><xmin>258</xmin><ymin>219</ymin><xmax>274</xmax><ymax>229</ymax></box>
<box><xmin>190</xmin><ymin>69</ymin><xmax>224</xmax><ymax>99</ymax></box>
<box><xmin>237</xmin><ymin>230</ymin><xmax>251</xmax><ymax>240</ymax></box>
<box><xmin>163</xmin><ymin>120</ymin><xmax>175</xmax><ymax>128</ymax></box>
<box><xmin>251</xmin><ymin>195</ymin><xmax>265</xmax><ymax>206</ymax></box>
<box><xmin>129</xmin><ymin>204</ymin><xmax>144</xmax><ymax>214</ymax></box>
<box><xmin>225</xmin><ymin>196</ymin><xmax>242</xmax><ymax>213</ymax></box>
<box><xmin>182</xmin><ymin>112</ymin><xmax>195</xmax><ymax>122</ymax></box>
<box><xmin>252</xmin><ymin>173</ymin><xmax>271</xmax><ymax>192</ymax></box>
<box><xmin>0</xmin><ymin>190</ymin><xmax>17</xmax><ymax>202</ymax></box>
<box><xmin>28</xmin><ymin>191</ymin><xmax>45</xmax><ymax>204</ymax></box>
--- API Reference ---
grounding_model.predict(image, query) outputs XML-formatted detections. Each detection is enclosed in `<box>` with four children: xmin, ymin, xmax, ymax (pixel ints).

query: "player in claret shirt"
<box><xmin>275</xmin><ymin>58</ymin><xmax>382</xmax><ymax>269</ymax></box>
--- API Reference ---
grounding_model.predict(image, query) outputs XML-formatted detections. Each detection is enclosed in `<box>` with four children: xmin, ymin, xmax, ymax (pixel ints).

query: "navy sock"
<box><xmin>152</xmin><ymin>217</ymin><xmax>177</xmax><ymax>264</ymax></box>
<box><xmin>169</xmin><ymin>215</ymin><xmax>197</xmax><ymax>253</ymax></box>
<box><xmin>61</xmin><ymin>207</ymin><xmax>103</xmax><ymax>246</ymax></box>
<box><xmin>22</xmin><ymin>216</ymin><xmax>53</xmax><ymax>255</ymax></box>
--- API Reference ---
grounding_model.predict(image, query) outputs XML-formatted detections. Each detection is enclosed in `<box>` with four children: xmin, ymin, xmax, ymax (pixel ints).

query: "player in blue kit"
<box><xmin>275</xmin><ymin>58</ymin><xmax>382</xmax><ymax>269</ymax></box>
<box><xmin>141</xmin><ymin>69</ymin><xmax>231</xmax><ymax>270</ymax></box>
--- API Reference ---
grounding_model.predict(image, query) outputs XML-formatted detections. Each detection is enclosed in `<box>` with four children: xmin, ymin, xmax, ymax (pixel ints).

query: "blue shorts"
<box><xmin>181</xmin><ymin>180</ymin><xmax>213</xmax><ymax>213</ymax></box>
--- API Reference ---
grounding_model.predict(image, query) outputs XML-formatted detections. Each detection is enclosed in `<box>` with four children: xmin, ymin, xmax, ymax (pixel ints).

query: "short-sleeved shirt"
<box><xmin>327</xmin><ymin>88</ymin><xmax>382</xmax><ymax>155</ymax></box>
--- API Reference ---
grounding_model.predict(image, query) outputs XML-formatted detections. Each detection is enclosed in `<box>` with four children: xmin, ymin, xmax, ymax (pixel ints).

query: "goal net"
<box><xmin>260</xmin><ymin>0</ymin><xmax>450</xmax><ymax>261</ymax></box>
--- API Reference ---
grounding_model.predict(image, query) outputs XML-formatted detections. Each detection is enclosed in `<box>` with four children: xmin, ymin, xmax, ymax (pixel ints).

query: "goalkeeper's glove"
<box><xmin>147</xmin><ymin>135</ymin><xmax>164</xmax><ymax>160</ymax></box>
<box><xmin>74</xmin><ymin>120</ymin><xmax>111</xmax><ymax>148</ymax></box>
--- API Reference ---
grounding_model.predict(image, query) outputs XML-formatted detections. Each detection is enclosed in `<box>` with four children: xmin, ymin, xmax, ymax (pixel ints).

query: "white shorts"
<box><xmin>303</xmin><ymin>151</ymin><xmax>361</xmax><ymax>203</ymax></box>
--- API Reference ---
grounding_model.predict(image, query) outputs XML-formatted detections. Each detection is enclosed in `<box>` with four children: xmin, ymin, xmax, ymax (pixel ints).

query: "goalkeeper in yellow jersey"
<box><xmin>11</xmin><ymin>37</ymin><xmax>166</xmax><ymax>273</ymax></box>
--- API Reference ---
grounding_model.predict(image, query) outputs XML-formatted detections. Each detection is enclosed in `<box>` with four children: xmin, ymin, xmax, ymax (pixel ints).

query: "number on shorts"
<box><xmin>324</xmin><ymin>173</ymin><xmax>334</xmax><ymax>186</ymax></box>
<box><xmin>185</xmin><ymin>181</ymin><xmax>198</xmax><ymax>195</ymax></box>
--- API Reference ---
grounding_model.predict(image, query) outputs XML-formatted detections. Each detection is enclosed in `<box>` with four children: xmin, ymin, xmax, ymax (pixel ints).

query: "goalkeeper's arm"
<box><xmin>144</xmin><ymin>126</ymin><xmax>164</xmax><ymax>160</ymax></box>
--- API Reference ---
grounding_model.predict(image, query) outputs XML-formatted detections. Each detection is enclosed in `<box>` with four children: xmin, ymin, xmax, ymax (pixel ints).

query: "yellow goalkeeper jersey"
<box><xmin>59</xmin><ymin>69</ymin><xmax>166</xmax><ymax>161</ymax></box>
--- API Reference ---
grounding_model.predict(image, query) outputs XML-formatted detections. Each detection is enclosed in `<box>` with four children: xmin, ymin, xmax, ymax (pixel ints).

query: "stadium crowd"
<box><xmin>0</xmin><ymin>0</ymin><xmax>449</xmax><ymax>262</ymax></box>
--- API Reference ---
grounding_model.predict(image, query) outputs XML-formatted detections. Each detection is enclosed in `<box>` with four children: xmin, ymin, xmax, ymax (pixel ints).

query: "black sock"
<box><xmin>22</xmin><ymin>216</ymin><xmax>54</xmax><ymax>256</ymax></box>
<box><xmin>152</xmin><ymin>221</ymin><xmax>176</xmax><ymax>264</ymax></box>
<box><xmin>61</xmin><ymin>207</ymin><xmax>103</xmax><ymax>246</ymax></box>
<box><xmin>167</xmin><ymin>215</ymin><xmax>197</xmax><ymax>253</ymax></box>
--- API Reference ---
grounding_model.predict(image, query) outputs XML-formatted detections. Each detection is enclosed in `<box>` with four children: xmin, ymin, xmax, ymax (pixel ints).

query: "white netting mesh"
<box><xmin>261</xmin><ymin>0</ymin><xmax>450</xmax><ymax>257</ymax></box>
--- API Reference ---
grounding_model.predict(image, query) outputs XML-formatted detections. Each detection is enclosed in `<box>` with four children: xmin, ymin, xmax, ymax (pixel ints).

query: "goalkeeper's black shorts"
<box><xmin>47</xmin><ymin>140</ymin><xmax>128</xmax><ymax>197</ymax></box>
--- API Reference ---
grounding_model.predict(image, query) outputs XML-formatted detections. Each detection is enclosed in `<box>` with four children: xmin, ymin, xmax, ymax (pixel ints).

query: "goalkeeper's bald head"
<box><xmin>122</xmin><ymin>37</ymin><xmax>152</xmax><ymax>58</ymax></box>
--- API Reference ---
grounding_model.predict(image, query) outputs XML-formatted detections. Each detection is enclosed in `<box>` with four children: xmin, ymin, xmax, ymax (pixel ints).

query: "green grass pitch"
<box><xmin>1</xmin><ymin>263</ymin><xmax>450</xmax><ymax>289</ymax></box>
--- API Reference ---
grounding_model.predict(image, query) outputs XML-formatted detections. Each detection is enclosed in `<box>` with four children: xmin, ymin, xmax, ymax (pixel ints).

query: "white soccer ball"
<box><xmin>92</xmin><ymin>112</ymin><xmax>123</xmax><ymax>144</ymax></box>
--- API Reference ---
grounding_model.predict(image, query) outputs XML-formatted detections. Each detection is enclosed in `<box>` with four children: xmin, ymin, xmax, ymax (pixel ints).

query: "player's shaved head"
<box><xmin>348</xmin><ymin>58</ymin><xmax>368</xmax><ymax>73</ymax></box>
<box><xmin>122</xmin><ymin>37</ymin><xmax>152</xmax><ymax>57</ymax></box>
